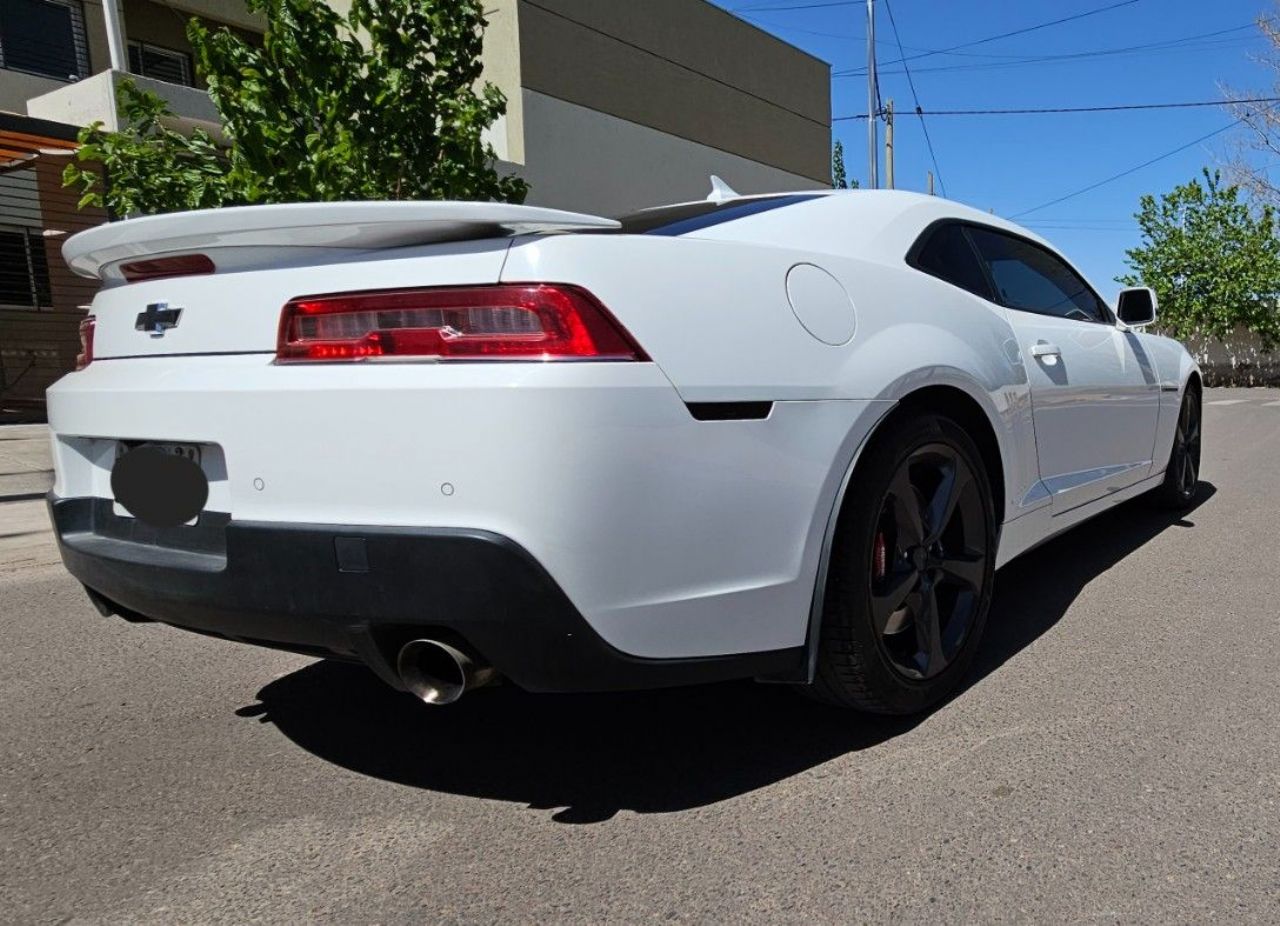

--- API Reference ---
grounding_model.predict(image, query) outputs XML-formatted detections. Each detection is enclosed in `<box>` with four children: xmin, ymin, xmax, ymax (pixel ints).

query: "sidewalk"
<box><xmin>0</xmin><ymin>424</ymin><xmax>53</xmax><ymax>500</ymax></box>
<box><xmin>0</xmin><ymin>425</ymin><xmax>57</xmax><ymax>572</ymax></box>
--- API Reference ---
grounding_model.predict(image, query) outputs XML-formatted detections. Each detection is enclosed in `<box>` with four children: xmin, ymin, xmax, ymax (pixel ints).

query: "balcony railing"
<box><xmin>25</xmin><ymin>69</ymin><xmax>221</xmax><ymax>139</ymax></box>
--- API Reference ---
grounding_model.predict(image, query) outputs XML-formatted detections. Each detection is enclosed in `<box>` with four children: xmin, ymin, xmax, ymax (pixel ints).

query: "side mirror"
<box><xmin>1117</xmin><ymin>287</ymin><xmax>1157</xmax><ymax>327</ymax></box>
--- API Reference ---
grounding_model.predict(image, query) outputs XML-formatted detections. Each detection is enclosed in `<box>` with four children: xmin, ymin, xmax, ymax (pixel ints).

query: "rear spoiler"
<box><xmin>62</xmin><ymin>200</ymin><xmax>620</xmax><ymax>280</ymax></box>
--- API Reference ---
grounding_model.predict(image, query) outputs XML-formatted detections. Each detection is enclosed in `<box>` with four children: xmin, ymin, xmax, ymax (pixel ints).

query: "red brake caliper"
<box><xmin>873</xmin><ymin>531</ymin><xmax>888</xmax><ymax>582</ymax></box>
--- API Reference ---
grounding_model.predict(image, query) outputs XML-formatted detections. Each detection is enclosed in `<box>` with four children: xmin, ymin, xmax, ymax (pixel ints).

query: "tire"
<box><xmin>1149</xmin><ymin>385</ymin><xmax>1202</xmax><ymax>510</ymax></box>
<box><xmin>804</xmin><ymin>412</ymin><xmax>998</xmax><ymax>714</ymax></box>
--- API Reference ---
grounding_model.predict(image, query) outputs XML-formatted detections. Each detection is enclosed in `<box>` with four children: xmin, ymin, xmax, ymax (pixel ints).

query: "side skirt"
<box><xmin>994</xmin><ymin>470</ymin><xmax>1166</xmax><ymax>568</ymax></box>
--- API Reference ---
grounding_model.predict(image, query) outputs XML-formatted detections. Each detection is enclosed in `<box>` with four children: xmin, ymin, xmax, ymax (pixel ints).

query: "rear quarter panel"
<box><xmin>502</xmin><ymin>233</ymin><xmax>1038</xmax><ymax>526</ymax></box>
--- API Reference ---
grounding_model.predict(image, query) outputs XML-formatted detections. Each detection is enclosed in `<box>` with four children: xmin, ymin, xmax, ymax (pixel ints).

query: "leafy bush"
<box><xmin>64</xmin><ymin>0</ymin><xmax>526</xmax><ymax>215</ymax></box>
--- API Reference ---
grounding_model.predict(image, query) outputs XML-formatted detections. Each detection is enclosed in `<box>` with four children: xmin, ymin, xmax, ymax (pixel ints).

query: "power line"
<box><xmin>834</xmin><ymin>97</ymin><xmax>1280</xmax><ymax>121</ymax></box>
<box><xmin>836</xmin><ymin>0</ymin><xmax>1143</xmax><ymax>74</ymax></box>
<box><xmin>522</xmin><ymin>0</ymin><xmax>827</xmax><ymax>129</ymax></box>
<box><xmin>1021</xmin><ymin>223</ymin><xmax>1137</xmax><ymax>232</ymax></box>
<box><xmin>1019</xmin><ymin>217</ymin><xmax>1137</xmax><ymax>224</ymax></box>
<box><xmin>839</xmin><ymin>24</ymin><xmax>1257</xmax><ymax>78</ymax></box>
<box><xmin>881</xmin><ymin>0</ymin><xmax>946</xmax><ymax>196</ymax></box>
<box><xmin>735</xmin><ymin>1</ymin><xmax>859</xmax><ymax>10</ymax></box>
<box><xmin>735</xmin><ymin>6</ymin><xmax>1213</xmax><ymax>67</ymax></box>
<box><xmin>1010</xmin><ymin>120</ymin><xmax>1242</xmax><ymax>218</ymax></box>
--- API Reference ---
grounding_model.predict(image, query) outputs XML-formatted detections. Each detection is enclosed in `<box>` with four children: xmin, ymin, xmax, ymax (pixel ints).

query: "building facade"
<box><xmin>478</xmin><ymin>0</ymin><xmax>831</xmax><ymax>215</ymax></box>
<box><xmin>0</xmin><ymin>0</ymin><xmax>831</xmax><ymax>417</ymax></box>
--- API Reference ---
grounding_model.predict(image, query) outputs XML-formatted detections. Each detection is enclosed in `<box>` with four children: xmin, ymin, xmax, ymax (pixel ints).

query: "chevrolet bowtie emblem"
<box><xmin>135</xmin><ymin>302</ymin><xmax>183</xmax><ymax>336</ymax></box>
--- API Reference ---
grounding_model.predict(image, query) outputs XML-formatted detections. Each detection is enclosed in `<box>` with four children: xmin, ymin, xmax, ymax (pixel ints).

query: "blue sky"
<box><xmin>706</xmin><ymin>0</ymin><xmax>1275</xmax><ymax>296</ymax></box>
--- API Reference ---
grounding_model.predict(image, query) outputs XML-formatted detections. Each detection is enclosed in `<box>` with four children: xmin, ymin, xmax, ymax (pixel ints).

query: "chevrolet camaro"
<box><xmin>46</xmin><ymin>187</ymin><xmax>1202</xmax><ymax>714</ymax></box>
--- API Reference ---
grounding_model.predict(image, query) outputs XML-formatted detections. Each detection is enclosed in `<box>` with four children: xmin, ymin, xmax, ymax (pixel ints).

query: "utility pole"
<box><xmin>884</xmin><ymin>99</ymin><xmax>895</xmax><ymax>190</ymax></box>
<box><xmin>866</xmin><ymin>0</ymin><xmax>878</xmax><ymax>189</ymax></box>
<box><xmin>927</xmin><ymin>171</ymin><xmax>935</xmax><ymax>196</ymax></box>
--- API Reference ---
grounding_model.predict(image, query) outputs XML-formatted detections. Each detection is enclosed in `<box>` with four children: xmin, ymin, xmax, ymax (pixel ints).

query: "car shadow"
<box><xmin>241</xmin><ymin>483</ymin><xmax>1217</xmax><ymax>823</ymax></box>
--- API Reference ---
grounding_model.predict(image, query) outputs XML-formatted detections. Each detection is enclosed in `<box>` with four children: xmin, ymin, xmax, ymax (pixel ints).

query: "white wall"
<box><xmin>1184</xmin><ymin>329</ymin><xmax>1280</xmax><ymax>386</ymax></box>
<box><xmin>512</xmin><ymin>89</ymin><xmax>826</xmax><ymax>217</ymax></box>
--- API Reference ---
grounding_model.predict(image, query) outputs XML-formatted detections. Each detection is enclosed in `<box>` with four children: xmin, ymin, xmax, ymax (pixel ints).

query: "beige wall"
<box><xmin>515</xmin><ymin>89</ymin><xmax>823</xmax><ymax>216</ymax></box>
<box><xmin>143</xmin><ymin>0</ymin><xmax>264</xmax><ymax>33</ymax></box>
<box><xmin>0</xmin><ymin>70</ymin><xmax>65</xmax><ymax>116</ymax></box>
<box><xmin>481</xmin><ymin>0</ymin><xmax>524</xmax><ymax>164</ymax></box>
<box><xmin>514</xmin><ymin>0</ymin><xmax>830</xmax><ymax>183</ymax></box>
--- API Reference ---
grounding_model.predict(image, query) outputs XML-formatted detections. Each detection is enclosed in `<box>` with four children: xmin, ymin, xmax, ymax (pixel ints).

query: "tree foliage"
<box><xmin>832</xmin><ymin>140</ymin><xmax>848</xmax><ymax>190</ymax></box>
<box><xmin>1120</xmin><ymin>169</ymin><xmax>1280</xmax><ymax>351</ymax></box>
<box><xmin>830</xmin><ymin>140</ymin><xmax>858</xmax><ymax>190</ymax></box>
<box><xmin>64</xmin><ymin>0</ymin><xmax>526</xmax><ymax>215</ymax></box>
<box><xmin>64</xmin><ymin>81</ymin><xmax>232</xmax><ymax>215</ymax></box>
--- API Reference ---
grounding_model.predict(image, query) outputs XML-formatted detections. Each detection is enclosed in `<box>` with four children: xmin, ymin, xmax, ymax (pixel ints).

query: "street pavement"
<box><xmin>1</xmin><ymin>388</ymin><xmax>1278</xmax><ymax>923</ymax></box>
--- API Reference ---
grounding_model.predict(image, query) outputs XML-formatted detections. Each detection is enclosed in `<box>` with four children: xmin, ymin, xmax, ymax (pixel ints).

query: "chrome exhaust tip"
<box><xmin>396</xmin><ymin>639</ymin><xmax>496</xmax><ymax>706</ymax></box>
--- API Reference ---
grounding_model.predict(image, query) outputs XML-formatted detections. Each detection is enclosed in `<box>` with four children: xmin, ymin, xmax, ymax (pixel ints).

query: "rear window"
<box><xmin>909</xmin><ymin>222</ymin><xmax>994</xmax><ymax>301</ymax></box>
<box><xmin>613</xmin><ymin>194</ymin><xmax>824</xmax><ymax>236</ymax></box>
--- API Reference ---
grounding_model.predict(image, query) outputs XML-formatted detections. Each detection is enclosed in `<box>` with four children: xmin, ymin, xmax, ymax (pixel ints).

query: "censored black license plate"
<box><xmin>111</xmin><ymin>443</ymin><xmax>209</xmax><ymax>528</ymax></box>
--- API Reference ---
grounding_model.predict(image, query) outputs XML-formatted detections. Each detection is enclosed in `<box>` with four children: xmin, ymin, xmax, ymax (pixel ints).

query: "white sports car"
<box><xmin>47</xmin><ymin>187</ymin><xmax>1202</xmax><ymax>714</ymax></box>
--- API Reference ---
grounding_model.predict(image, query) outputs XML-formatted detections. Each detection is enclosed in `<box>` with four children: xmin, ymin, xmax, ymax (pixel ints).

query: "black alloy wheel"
<box><xmin>1171</xmin><ymin>389</ymin><xmax>1202</xmax><ymax>500</ymax></box>
<box><xmin>1152</xmin><ymin>386</ymin><xmax>1202</xmax><ymax>509</ymax></box>
<box><xmin>870</xmin><ymin>443</ymin><xmax>988</xmax><ymax>681</ymax></box>
<box><xmin>806</xmin><ymin>413</ymin><xmax>997</xmax><ymax>714</ymax></box>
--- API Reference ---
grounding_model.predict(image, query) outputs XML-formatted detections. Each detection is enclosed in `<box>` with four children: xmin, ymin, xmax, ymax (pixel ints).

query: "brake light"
<box><xmin>276</xmin><ymin>284</ymin><xmax>648</xmax><ymax>362</ymax></box>
<box><xmin>120</xmin><ymin>254</ymin><xmax>215</xmax><ymax>282</ymax></box>
<box><xmin>75</xmin><ymin>316</ymin><xmax>95</xmax><ymax>370</ymax></box>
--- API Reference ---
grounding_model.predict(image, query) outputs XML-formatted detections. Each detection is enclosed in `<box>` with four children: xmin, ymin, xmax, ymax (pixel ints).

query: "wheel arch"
<box><xmin>880</xmin><ymin>385</ymin><xmax>1006</xmax><ymax>520</ymax></box>
<box><xmin>787</xmin><ymin>380</ymin><xmax>1010</xmax><ymax>685</ymax></box>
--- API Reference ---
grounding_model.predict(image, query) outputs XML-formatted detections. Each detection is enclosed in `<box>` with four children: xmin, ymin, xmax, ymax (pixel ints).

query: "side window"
<box><xmin>966</xmin><ymin>226</ymin><xmax>1107</xmax><ymax>323</ymax></box>
<box><xmin>910</xmin><ymin>223</ymin><xmax>993</xmax><ymax>300</ymax></box>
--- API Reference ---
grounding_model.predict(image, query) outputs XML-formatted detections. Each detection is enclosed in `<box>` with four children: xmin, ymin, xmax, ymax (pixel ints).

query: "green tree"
<box><xmin>832</xmin><ymin>140</ymin><xmax>848</xmax><ymax>190</ymax></box>
<box><xmin>64</xmin><ymin>0</ymin><xmax>526</xmax><ymax>215</ymax></box>
<box><xmin>830</xmin><ymin>140</ymin><xmax>858</xmax><ymax>190</ymax></box>
<box><xmin>1120</xmin><ymin>169</ymin><xmax>1280</xmax><ymax>350</ymax></box>
<box><xmin>64</xmin><ymin>82</ymin><xmax>233</xmax><ymax>215</ymax></box>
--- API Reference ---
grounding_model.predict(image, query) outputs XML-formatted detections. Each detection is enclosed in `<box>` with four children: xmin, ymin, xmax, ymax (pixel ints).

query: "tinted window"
<box><xmin>911</xmin><ymin>223</ymin><xmax>993</xmax><ymax>300</ymax></box>
<box><xmin>128</xmin><ymin>41</ymin><xmax>193</xmax><ymax>87</ymax></box>
<box><xmin>0</xmin><ymin>227</ymin><xmax>52</xmax><ymax>309</ymax></box>
<box><xmin>0</xmin><ymin>0</ymin><xmax>88</xmax><ymax>80</ymax></box>
<box><xmin>614</xmin><ymin>194</ymin><xmax>823</xmax><ymax>236</ymax></box>
<box><xmin>967</xmin><ymin>226</ymin><xmax>1107</xmax><ymax>323</ymax></box>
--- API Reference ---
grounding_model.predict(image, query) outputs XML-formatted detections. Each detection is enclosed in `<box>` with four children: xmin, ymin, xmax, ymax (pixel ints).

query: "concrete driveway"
<box><xmin>2</xmin><ymin>388</ymin><xmax>1278</xmax><ymax>923</ymax></box>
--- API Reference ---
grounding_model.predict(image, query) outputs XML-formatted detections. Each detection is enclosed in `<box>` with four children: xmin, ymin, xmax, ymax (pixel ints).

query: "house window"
<box><xmin>127</xmin><ymin>40</ymin><xmax>193</xmax><ymax>87</ymax></box>
<box><xmin>0</xmin><ymin>0</ymin><xmax>90</xmax><ymax>81</ymax></box>
<box><xmin>0</xmin><ymin>226</ymin><xmax>53</xmax><ymax>310</ymax></box>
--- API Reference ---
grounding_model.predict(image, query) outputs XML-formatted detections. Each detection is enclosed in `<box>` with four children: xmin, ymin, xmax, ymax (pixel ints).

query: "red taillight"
<box><xmin>75</xmin><ymin>316</ymin><xmax>95</xmax><ymax>371</ymax></box>
<box><xmin>120</xmin><ymin>254</ymin><xmax>215</xmax><ymax>282</ymax></box>
<box><xmin>276</xmin><ymin>284</ymin><xmax>649</xmax><ymax>363</ymax></box>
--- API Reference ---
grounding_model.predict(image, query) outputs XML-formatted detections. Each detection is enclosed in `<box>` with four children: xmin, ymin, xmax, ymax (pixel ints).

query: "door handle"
<box><xmin>1029</xmin><ymin>342</ymin><xmax>1061</xmax><ymax>359</ymax></box>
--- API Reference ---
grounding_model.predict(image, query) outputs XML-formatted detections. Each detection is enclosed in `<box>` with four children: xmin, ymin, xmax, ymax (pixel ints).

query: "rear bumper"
<box><xmin>51</xmin><ymin>496</ymin><xmax>802</xmax><ymax>693</ymax></box>
<box><xmin>48</xmin><ymin>356</ymin><xmax>885</xmax><ymax>660</ymax></box>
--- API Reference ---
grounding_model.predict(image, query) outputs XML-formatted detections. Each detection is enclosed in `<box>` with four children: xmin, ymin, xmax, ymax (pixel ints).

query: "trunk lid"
<box><xmin>66</xmin><ymin>201</ymin><xmax>618</xmax><ymax>359</ymax></box>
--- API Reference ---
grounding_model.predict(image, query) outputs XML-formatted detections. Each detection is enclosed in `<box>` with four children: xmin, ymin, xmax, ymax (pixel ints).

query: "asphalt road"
<box><xmin>2</xmin><ymin>388</ymin><xmax>1278</xmax><ymax>924</ymax></box>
